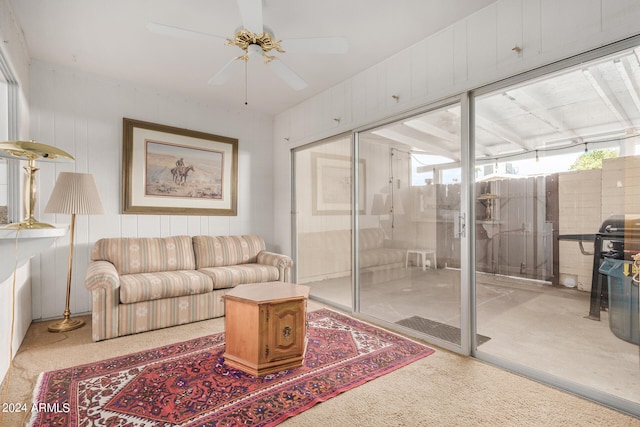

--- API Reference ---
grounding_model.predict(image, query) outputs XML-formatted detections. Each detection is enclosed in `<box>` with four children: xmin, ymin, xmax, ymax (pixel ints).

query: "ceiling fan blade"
<box><xmin>146</xmin><ymin>22</ymin><xmax>225</xmax><ymax>42</ymax></box>
<box><xmin>267</xmin><ymin>59</ymin><xmax>307</xmax><ymax>91</ymax></box>
<box><xmin>237</xmin><ymin>0</ymin><xmax>263</xmax><ymax>34</ymax></box>
<box><xmin>208</xmin><ymin>58</ymin><xmax>244</xmax><ymax>86</ymax></box>
<box><xmin>280</xmin><ymin>37</ymin><xmax>349</xmax><ymax>54</ymax></box>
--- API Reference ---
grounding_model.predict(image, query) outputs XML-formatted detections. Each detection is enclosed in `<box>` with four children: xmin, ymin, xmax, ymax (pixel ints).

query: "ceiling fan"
<box><xmin>147</xmin><ymin>0</ymin><xmax>348</xmax><ymax>91</ymax></box>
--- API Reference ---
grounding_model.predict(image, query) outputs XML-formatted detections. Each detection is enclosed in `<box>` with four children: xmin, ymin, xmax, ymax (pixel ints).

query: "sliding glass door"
<box><xmin>473</xmin><ymin>44</ymin><xmax>640</xmax><ymax>411</ymax></box>
<box><xmin>292</xmin><ymin>134</ymin><xmax>354</xmax><ymax>310</ymax></box>
<box><xmin>356</xmin><ymin>102</ymin><xmax>467</xmax><ymax>349</ymax></box>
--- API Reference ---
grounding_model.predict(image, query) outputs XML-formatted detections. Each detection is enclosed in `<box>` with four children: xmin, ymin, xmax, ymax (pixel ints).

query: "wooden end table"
<box><xmin>223</xmin><ymin>282</ymin><xmax>310</xmax><ymax>376</ymax></box>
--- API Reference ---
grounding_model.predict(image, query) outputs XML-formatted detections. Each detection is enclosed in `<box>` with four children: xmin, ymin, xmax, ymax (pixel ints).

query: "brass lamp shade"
<box><xmin>44</xmin><ymin>172</ymin><xmax>103</xmax><ymax>333</ymax></box>
<box><xmin>0</xmin><ymin>140</ymin><xmax>75</xmax><ymax>162</ymax></box>
<box><xmin>0</xmin><ymin>140</ymin><xmax>74</xmax><ymax>229</ymax></box>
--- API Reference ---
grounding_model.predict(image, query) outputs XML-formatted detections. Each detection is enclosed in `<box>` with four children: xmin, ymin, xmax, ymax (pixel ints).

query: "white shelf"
<box><xmin>0</xmin><ymin>226</ymin><xmax>67</xmax><ymax>283</ymax></box>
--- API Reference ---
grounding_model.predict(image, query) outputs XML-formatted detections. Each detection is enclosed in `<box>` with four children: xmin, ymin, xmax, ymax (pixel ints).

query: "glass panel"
<box><xmin>293</xmin><ymin>135</ymin><xmax>353</xmax><ymax>309</ymax></box>
<box><xmin>474</xmin><ymin>46</ymin><xmax>640</xmax><ymax>409</ymax></box>
<box><xmin>0</xmin><ymin>74</ymin><xmax>7</xmax><ymax>224</ymax></box>
<box><xmin>357</xmin><ymin>103</ymin><xmax>463</xmax><ymax>347</ymax></box>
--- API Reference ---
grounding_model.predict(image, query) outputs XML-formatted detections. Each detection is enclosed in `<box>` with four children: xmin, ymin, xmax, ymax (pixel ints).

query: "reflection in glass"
<box><xmin>293</xmin><ymin>135</ymin><xmax>353</xmax><ymax>310</ymax></box>
<box><xmin>357</xmin><ymin>103</ymin><xmax>463</xmax><ymax>347</ymax></box>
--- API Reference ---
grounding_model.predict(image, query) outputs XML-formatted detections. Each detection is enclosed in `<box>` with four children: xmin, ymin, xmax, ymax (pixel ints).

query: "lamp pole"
<box><xmin>48</xmin><ymin>212</ymin><xmax>83</xmax><ymax>332</ymax></box>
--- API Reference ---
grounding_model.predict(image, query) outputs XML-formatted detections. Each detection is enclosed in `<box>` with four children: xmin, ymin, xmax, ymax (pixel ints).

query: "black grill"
<box><xmin>587</xmin><ymin>215</ymin><xmax>640</xmax><ymax>320</ymax></box>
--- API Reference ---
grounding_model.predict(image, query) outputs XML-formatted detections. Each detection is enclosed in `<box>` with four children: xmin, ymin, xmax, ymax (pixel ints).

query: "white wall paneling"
<box><xmin>302</xmin><ymin>96</ymin><xmax>323</xmax><ymax>139</ymax></box>
<box><xmin>497</xmin><ymin>0</ymin><xmax>524</xmax><ymax>69</ymax></box>
<box><xmin>273</xmin><ymin>110</ymin><xmax>290</xmax><ymax>143</ymax></box>
<box><xmin>28</xmin><ymin>61</ymin><xmax>275</xmax><ymax>321</ymax></box>
<box><xmin>541</xmin><ymin>0</ymin><xmax>601</xmax><ymax>52</ymax></box>
<box><xmin>385</xmin><ymin>49</ymin><xmax>411</xmax><ymax>110</ymax></box>
<box><xmin>0</xmin><ymin>264</ymin><xmax>30</xmax><ymax>385</ymax></box>
<box><xmin>410</xmin><ymin>38</ymin><xmax>429</xmax><ymax>102</ymax></box>
<box><xmin>603</xmin><ymin>0</ymin><xmax>640</xmax><ymax>34</ymax></box>
<box><xmin>522</xmin><ymin>0</ymin><xmax>542</xmax><ymax>59</ymax></box>
<box><xmin>452</xmin><ymin>21</ymin><xmax>468</xmax><ymax>87</ymax></box>
<box><xmin>426</xmin><ymin>27</ymin><xmax>456</xmax><ymax>99</ymax></box>
<box><xmin>137</xmin><ymin>215</ymin><xmax>162</xmax><ymax>237</ymax></box>
<box><xmin>327</xmin><ymin>81</ymin><xmax>351</xmax><ymax>130</ymax></box>
<box><xmin>350</xmin><ymin>70</ymin><xmax>367</xmax><ymax>124</ymax></box>
<box><xmin>288</xmin><ymin>101</ymin><xmax>305</xmax><ymax>143</ymax></box>
<box><xmin>467</xmin><ymin>4</ymin><xmax>498</xmax><ymax>81</ymax></box>
<box><xmin>365</xmin><ymin>64</ymin><xmax>383</xmax><ymax>119</ymax></box>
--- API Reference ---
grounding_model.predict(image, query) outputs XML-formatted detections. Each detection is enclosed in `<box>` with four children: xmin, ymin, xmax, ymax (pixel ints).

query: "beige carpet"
<box><xmin>2</xmin><ymin>301</ymin><xmax>639</xmax><ymax>427</ymax></box>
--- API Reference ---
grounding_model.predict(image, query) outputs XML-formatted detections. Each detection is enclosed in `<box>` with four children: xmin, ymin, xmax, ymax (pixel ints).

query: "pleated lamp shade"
<box><xmin>45</xmin><ymin>172</ymin><xmax>104</xmax><ymax>215</ymax></box>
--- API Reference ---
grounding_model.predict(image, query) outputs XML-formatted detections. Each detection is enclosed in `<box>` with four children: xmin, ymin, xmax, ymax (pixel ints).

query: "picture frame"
<box><xmin>122</xmin><ymin>118</ymin><xmax>238</xmax><ymax>216</ymax></box>
<box><xmin>311</xmin><ymin>152</ymin><xmax>365</xmax><ymax>215</ymax></box>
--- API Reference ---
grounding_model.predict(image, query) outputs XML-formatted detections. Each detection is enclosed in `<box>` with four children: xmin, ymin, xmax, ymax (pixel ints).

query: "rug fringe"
<box><xmin>26</xmin><ymin>371</ymin><xmax>46</xmax><ymax>427</ymax></box>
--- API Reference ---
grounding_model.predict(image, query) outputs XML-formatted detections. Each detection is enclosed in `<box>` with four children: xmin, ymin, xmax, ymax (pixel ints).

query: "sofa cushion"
<box><xmin>360</xmin><ymin>248</ymin><xmax>406</xmax><ymax>269</ymax></box>
<box><xmin>198</xmin><ymin>264</ymin><xmax>280</xmax><ymax>289</ymax></box>
<box><xmin>119</xmin><ymin>270</ymin><xmax>213</xmax><ymax>304</ymax></box>
<box><xmin>193</xmin><ymin>235</ymin><xmax>266</xmax><ymax>269</ymax></box>
<box><xmin>91</xmin><ymin>236</ymin><xmax>196</xmax><ymax>275</ymax></box>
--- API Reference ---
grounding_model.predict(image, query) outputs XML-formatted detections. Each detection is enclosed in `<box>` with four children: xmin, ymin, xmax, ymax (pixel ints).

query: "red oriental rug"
<box><xmin>29</xmin><ymin>308</ymin><xmax>434</xmax><ymax>426</ymax></box>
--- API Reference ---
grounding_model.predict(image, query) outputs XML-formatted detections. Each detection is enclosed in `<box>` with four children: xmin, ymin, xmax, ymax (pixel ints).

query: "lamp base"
<box><xmin>1</xmin><ymin>220</ymin><xmax>55</xmax><ymax>230</ymax></box>
<box><xmin>47</xmin><ymin>317</ymin><xmax>85</xmax><ymax>333</ymax></box>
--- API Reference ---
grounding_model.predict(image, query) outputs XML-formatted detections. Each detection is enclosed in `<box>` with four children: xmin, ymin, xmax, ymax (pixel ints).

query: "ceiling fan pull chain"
<box><xmin>245</xmin><ymin>57</ymin><xmax>248</xmax><ymax>106</ymax></box>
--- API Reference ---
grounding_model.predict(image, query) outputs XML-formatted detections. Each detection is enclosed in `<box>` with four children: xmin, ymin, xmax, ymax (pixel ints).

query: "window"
<box><xmin>0</xmin><ymin>47</ymin><xmax>18</xmax><ymax>225</ymax></box>
<box><xmin>0</xmin><ymin>65</ymin><xmax>9</xmax><ymax>224</ymax></box>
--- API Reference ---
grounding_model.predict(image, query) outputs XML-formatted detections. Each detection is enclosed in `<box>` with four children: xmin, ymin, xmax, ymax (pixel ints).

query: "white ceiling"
<box><xmin>8</xmin><ymin>0</ymin><xmax>496</xmax><ymax>116</ymax></box>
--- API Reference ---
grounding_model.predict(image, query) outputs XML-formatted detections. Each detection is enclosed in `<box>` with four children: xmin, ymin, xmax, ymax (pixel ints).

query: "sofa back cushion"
<box><xmin>359</xmin><ymin>228</ymin><xmax>384</xmax><ymax>251</ymax></box>
<box><xmin>193</xmin><ymin>235</ymin><xmax>266</xmax><ymax>269</ymax></box>
<box><xmin>91</xmin><ymin>236</ymin><xmax>196</xmax><ymax>275</ymax></box>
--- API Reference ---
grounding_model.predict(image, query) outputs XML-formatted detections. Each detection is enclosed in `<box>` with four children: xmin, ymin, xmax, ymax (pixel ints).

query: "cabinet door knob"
<box><xmin>282</xmin><ymin>325</ymin><xmax>292</xmax><ymax>340</ymax></box>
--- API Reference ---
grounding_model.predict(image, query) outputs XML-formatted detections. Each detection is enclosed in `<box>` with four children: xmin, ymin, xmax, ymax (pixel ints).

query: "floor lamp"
<box><xmin>44</xmin><ymin>172</ymin><xmax>104</xmax><ymax>332</ymax></box>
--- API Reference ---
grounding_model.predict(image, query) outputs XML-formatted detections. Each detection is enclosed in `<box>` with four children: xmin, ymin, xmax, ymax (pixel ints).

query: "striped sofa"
<box><xmin>84</xmin><ymin>235</ymin><xmax>292</xmax><ymax>341</ymax></box>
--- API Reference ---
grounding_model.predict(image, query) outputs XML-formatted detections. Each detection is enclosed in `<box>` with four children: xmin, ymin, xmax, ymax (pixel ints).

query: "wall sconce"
<box><xmin>0</xmin><ymin>140</ymin><xmax>74</xmax><ymax>229</ymax></box>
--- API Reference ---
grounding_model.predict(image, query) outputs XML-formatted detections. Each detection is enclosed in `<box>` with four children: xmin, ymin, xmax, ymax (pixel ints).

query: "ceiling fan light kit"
<box><xmin>228</xmin><ymin>28</ymin><xmax>283</xmax><ymax>63</ymax></box>
<box><xmin>147</xmin><ymin>0</ymin><xmax>348</xmax><ymax>96</ymax></box>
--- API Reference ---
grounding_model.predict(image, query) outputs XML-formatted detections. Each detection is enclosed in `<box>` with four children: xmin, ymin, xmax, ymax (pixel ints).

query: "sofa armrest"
<box><xmin>257</xmin><ymin>251</ymin><xmax>293</xmax><ymax>283</ymax></box>
<box><xmin>84</xmin><ymin>260</ymin><xmax>120</xmax><ymax>341</ymax></box>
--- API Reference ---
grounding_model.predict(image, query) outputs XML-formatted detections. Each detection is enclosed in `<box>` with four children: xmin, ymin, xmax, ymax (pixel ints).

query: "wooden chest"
<box><xmin>223</xmin><ymin>282</ymin><xmax>310</xmax><ymax>376</ymax></box>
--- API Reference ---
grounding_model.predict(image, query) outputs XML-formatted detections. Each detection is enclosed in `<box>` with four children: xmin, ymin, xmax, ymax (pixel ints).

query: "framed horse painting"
<box><xmin>122</xmin><ymin>118</ymin><xmax>238</xmax><ymax>215</ymax></box>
